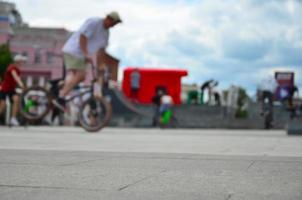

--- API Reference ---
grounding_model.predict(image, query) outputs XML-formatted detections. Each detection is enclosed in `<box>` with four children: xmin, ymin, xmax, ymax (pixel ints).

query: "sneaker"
<box><xmin>52</xmin><ymin>97</ymin><xmax>66</xmax><ymax>112</ymax></box>
<box><xmin>10</xmin><ymin>117</ymin><xmax>20</xmax><ymax>126</ymax></box>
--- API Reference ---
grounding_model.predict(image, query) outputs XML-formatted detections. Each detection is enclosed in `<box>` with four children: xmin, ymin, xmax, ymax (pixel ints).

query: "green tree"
<box><xmin>0</xmin><ymin>44</ymin><xmax>13</xmax><ymax>81</ymax></box>
<box><xmin>235</xmin><ymin>87</ymin><xmax>249</xmax><ymax>118</ymax></box>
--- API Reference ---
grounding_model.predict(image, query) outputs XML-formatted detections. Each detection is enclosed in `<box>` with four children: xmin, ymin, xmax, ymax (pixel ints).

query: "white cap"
<box><xmin>14</xmin><ymin>54</ymin><xmax>27</xmax><ymax>62</ymax></box>
<box><xmin>107</xmin><ymin>11</ymin><xmax>122</xmax><ymax>23</ymax></box>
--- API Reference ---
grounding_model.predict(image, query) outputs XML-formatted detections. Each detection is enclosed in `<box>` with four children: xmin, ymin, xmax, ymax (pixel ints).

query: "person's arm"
<box><xmin>11</xmin><ymin>70</ymin><xmax>25</xmax><ymax>89</ymax></box>
<box><xmin>96</xmin><ymin>48</ymin><xmax>107</xmax><ymax>69</ymax></box>
<box><xmin>79</xmin><ymin>34</ymin><xmax>93</xmax><ymax>64</ymax></box>
<box><xmin>170</xmin><ymin>96</ymin><xmax>174</xmax><ymax>105</ymax></box>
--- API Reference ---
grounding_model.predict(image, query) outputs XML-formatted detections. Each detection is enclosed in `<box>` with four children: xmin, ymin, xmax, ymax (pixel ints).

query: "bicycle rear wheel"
<box><xmin>19</xmin><ymin>86</ymin><xmax>51</xmax><ymax>121</ymax></box>
<box><xmin>78</xmin><ymin>97</ymin><xmax>112</xmax><ymax>132</ymax></box>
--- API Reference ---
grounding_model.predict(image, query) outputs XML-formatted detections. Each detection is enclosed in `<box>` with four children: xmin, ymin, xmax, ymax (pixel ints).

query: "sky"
<box><xmin>9</xmin><ymin>0</ymin><xmax>302</xmax><ymax>95</ymax></box>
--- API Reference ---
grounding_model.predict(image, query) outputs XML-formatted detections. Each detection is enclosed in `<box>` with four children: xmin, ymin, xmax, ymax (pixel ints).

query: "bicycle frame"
<box><xmin>49</xmin><ymin>62</ymin><xmax>100</xmax><ymax>103</ymax></box>
<box><xmin>46</xmin><ymin>63</ymin><xmax>103</xmax><ymax>119</ymax></box>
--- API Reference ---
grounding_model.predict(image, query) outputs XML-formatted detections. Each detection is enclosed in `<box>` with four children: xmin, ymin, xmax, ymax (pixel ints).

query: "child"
<box><xmin>159</xmin><ymin>91</ymin><xmax>174</xmax><ymax>125</ymax></box>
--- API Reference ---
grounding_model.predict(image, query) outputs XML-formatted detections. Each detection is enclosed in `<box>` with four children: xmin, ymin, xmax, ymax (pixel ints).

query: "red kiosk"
<box><xmin>122</xmin><ymin>67</ymin><xmax>188</xmax><ymax>105</ymax></box>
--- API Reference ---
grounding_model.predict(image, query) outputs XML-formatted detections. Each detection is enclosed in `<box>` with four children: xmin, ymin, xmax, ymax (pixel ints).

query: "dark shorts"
<box><xmin>0</xmin><ymin>90</ymin><xmax>16</xmax><ymax>102</ymax></box>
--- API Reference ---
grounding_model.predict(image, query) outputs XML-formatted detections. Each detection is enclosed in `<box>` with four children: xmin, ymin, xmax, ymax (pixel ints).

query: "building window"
<box><xmin>11</xmin><ymin>51</ymin><xmax>17</xmax><ymax>58</ymax></box>
<box><xmin>22</xmin><ymin>51</ymin><xmax>28</xmax><ymax>61</ymax></box>
<box><xmin>32</xmin><ymin>77</ymin><xmax>39</xmax><ymax>86</ymax></box>
<box><xmin>34</xmin><ymin>50</ymin><xmax>41</xmax><ymax>64</ymax></box>
<box><xmin>22</xmin><ymin>51</ymin><xmax>27</xmax><ymax>57</ymax></box>
<box><xmin>47</xmin><ymin>52</ymin><xmax>54</xmax><ymax>64</ymax></box>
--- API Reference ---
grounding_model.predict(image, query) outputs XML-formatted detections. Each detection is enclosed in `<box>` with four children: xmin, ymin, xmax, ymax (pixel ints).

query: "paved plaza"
<box><xmin>0</xmin><ymin>127</ymin><xmax>302</xmax><ymax>200</ymax></box>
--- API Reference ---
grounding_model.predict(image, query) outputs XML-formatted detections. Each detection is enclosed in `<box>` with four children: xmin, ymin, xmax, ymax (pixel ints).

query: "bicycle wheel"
<box><xmin>78</xmin><ymin>96</ymin><xmax>112</xmax><ymax>132</ymax></box>
<box><xmin>19</xmin><ymin>86</ymin><xmax>51</xmax><ymax>121</ymax></box>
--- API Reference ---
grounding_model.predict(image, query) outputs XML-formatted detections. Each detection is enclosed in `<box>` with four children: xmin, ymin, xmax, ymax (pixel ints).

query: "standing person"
<box><xmin>151</xmin><ymin>89</ymin><xmax>163</xmax><ymax>126</ymax></box>
<box><xmin>287</xmin><ymin>85</ymin><xmax>299</xmax><ymax>110</ymax></box>
<box><xmin>53</xmin><ymin>11</ymin><xmax>122</xmax><ymax>110</ymax></box>
<box><xmin>200</xmin><ymin>79</ymin><xmax>214</xmax><ymax>104</ymax></box>
<box><xmin>209</xmin><ymin>81</ymin><xmax>220</xmax><ymax>106</ymax></box>
<box><xmin>285</xmin><ymin>85</ymin><xmax>299</xmax><ymax>119</ymax></box>
<box><xmin>208</xmin><ymin>80</ymin><xmax>218</xmax><ymax>105</ymax></box>
<box><xmin>0</xmin><ymin>54</ymin><xmax>26</xmax><ymax>126</ymax></box>
<box><xmin>130</xmin><ymin>68</ymin><xmax>140</xmax><ymax>101</ymax></box>
<box><xmin>159</xmin><ymin>91</ymin><xmax>174</xmax><ymax>125</ymax></box>
<box><xmin>213</xmin><ymin>91</ymin><xmax>221</xmax><ymax>106</ymax></box>
<box><xmin>257</xmin><ymin>75</ymin><xmax>278</xmax><ymax>116</ymax></box>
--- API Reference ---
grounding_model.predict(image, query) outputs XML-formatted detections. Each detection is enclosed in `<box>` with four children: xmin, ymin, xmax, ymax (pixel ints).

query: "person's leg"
<box><xmin>0</xmin><ymin>92</ymin><xmax>5</xmax><ymax>115</ymax></box>
<box><xmin>268</xmin><ymin>91</ymin><xmax>274</xmax><ymax>118</ymax></box>
<box><xmin>94</xmin><ymin>67</ymin><xmax>105</xmax><ymax>97</ymax></box>
<box><xmin>59</xmin><ymin>70</ymin><xmax>86</xmax><ymax>97</ymax></box>
<box><xmin>288</xmin><ymin>97</ymin><xmax>294</xmax><ymax>110</ymax></box>
<box><xmin>60</xmin><ymin>54</ymin><xmax>87</xmax><ymax>98</ymax></box>
<box><xmin>208</xmin><ymin>88</ymin><xmax>212</xmax><ymax>105</ymax></box>
<box><xmin>152</xmin><ymin>106</ymin><xmax>159</xmax><ymax>126</ymax></box>
<box><xmin>8</xmin><ymin>93</ymin><xmax>20</xmax><ymax>126</ymax></box>
<box><xmin>0</xmin><ymin>99</ymin><xmax>5</xmax><ymax>124</ymax></box>
<box><xmin>131</xmin><ymin>88</ymin><xmax>139</xmax><ymax>100</ymax></box>
<box><xmin>0</xmin><ymin>100</ymin><xmax>5</xmax><ymax>115</ymax></box>
<box><xmin>11</xmin><ymin>94</ymin><xmax>19</xmax><ymax>119</ymax></box>
<box><xmin>134</xmin><ymin>89</ymin><xmax>139</xmax><ymax>99</ymax></box>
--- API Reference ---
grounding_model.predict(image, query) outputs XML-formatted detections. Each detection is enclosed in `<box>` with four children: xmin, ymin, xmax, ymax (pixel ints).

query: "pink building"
<box><xmin>0</xmin><ymin>34</ymin><xmax>9</xmax><ymax>43</ymax></box>
<box><xmin>0</xmin><ymin>1</ymin><xmax>70</xmax><ymax>87</ymax></box>
<box><xmin>9</xmin><ymin>27</ymin><xmax>70</xmax><ymax>86</ymax></box>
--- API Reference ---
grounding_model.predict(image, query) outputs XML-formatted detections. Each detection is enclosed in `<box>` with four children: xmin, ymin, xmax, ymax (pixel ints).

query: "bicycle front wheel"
<box><xmin>19</xmin><ymin>86</ymin><xmax>51</xmax><ymax>122</ymax></box>
<box><xmin>78</xmin><ymin>97</ymin><xmax>112</xmax><ymax>132</ymax></box>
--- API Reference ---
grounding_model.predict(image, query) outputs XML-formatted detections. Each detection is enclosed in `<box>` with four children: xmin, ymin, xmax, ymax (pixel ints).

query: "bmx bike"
<box><xmin>18</xmin><ymin>63</ymin><xmax>112</xmax><ymax>132</ymax></box>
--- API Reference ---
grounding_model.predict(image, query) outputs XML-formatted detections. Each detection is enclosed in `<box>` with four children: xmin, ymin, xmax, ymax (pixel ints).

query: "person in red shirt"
<box><xmin>0</xmin><ymin>54</ymin><xmax>26</xmax><ymax>126</ymax></box>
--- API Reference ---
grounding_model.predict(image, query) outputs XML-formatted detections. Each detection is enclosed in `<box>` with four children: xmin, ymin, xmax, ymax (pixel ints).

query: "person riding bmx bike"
<box><xmin>53</xmin><ymin>11</ymin><xmax>122</xmax><ymax>111</ymax></box>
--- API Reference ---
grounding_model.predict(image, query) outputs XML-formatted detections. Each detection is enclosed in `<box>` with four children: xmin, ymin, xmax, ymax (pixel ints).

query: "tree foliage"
<box><xmin>0</xmin><ymin>44</ymin><xmax>13</xmax><ymax>81</ymax></box>
<box><xmin>235</xmin><ymin>87</ymin><xmax>249</xmax><ymax>118</ymax></box>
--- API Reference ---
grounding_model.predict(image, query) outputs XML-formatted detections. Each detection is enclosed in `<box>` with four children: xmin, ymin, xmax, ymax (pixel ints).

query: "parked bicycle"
<box><xmin>19</xmin><ymin>63</ymin><xmax>112</xmax><ymax>132</ymax></box>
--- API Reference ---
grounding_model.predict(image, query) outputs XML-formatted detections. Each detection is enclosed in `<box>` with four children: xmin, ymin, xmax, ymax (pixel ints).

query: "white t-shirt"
<box><xmin>161</xmin><ymin>95</ymin><xmax>173</xmax><ymax>105</ymax></box>
<box><xmin>257</xmin><ymin>76</ymin><xmax>278</xmax><ymax>93</ymax></box>
<box><xmin>62</xmin><ymin>17</ymin><xmax>109</xmax><ymax>58</ymax></box>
